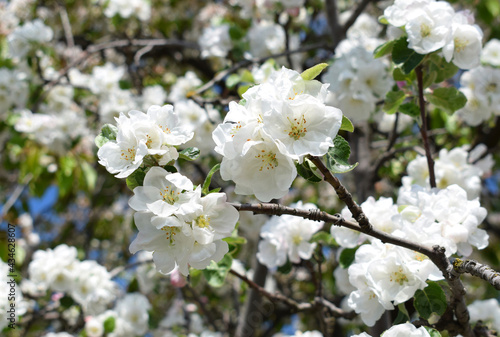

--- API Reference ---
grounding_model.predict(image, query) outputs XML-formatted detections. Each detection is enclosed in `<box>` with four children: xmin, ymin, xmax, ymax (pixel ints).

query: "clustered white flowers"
<box><xmin>213</xmin><ymin>66</ymin><xmax>343</xmax><ymax>201</ymax></box>
<box><xmin>26</xmin><ymin>244</ymin><xmax>117</xmax><ymax>315</ymax></box>
<box><xmin>455</xmin><ymin>64</ymin><xmax>500</xmax><ymax>126</ymax></box>
<box><xmin>323</xmin><ymin>46</ymin><xmax>393</xmax><ymax>123</ymax></box>
<box><xmin>257</xmin><ymin>201</ymin><xmax>324</xmax><ymax>268</ymax></box>
<box><xmin>98</xmin><ymin>0</ymin><xmax>152</xmax><ymax>21</ymax></box>
<box><xmin>128</xmin><ymin>166</ymin><xmax>240</xmax><ymax>275</ymax></box>
<box><xmin>199</xmin><ymin>23</ymin><xmax>233</xmax><ymax>59</ymax></box>
<box><xmin>97</xmin><ymin>105</ymin><xmax>193</xmax><ymax>178</ymax></box>
<box><xmin>331</xmin><ymin>146</ymin><xmax>489</xmax><ymax>325</ymax></box>
<box><xmin>401</xmin><ymin>145</ymin><xmax>493</xmax><ymax>199</ymax></box>
<box><xmin>85</xmin><ymin>293</ymin><xmax>151</xmax><ymax>337</ymax></box>
<box><xmin>7</xmin><ymin>18</ymin><xmax>53</xmax><ymax>58</ymax></box>
<box><xmin>353</xmin><ymin>322</ymin><xmax>432</xmax><ymax>337</ymax></box>
<box><xmin>69</xmin><ymin>63</ymin><xmax>167</xmax><ymax>123</ymax></box>
<box><xmin>384</xmin><ymin>0</ymin><xmax>483</xmax><ymax>69</ymax></box>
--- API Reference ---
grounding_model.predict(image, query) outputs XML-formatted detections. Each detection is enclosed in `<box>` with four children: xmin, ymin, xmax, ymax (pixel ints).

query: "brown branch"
<box><xmin>341</xmin><ymin>0</ymin><xmax>379</xmax><ymax>36</ymax></box>
<box><xmin>307</xmin><ymin>156</ymin><xmax>371</xmax><ymax>229</ymax></box>
<box><xmin>324</xmin><ymin>0</ymin><xmax>343</xmax><ymax>50</ymax></box>
<box><xmin>415</xmin><ymin>65</ymin><xmax>437</xmax><ymax>188</ymax></box>
<box><xmin>33</xmin><ymin>38</ymin><xmax>199</xmax><ymax>111</ymax></box>
<box><xmin>231</xmin><ymin>202</ymin><xmax>474</xmax><ymax>336</ymax></box>
<box><xmin>452</xmin><ymin>259</ymin><xmax>500</xmax><ymax>291</ymax></box>
<box><xmin>194</xmin><ymin>42</ymin><xmax>329</xmax><ymax>96</ymax></box>
<box><xmin>229</xmin><ymin>269</ymin><xmax>355</xmax><ymax>319</ymax></box>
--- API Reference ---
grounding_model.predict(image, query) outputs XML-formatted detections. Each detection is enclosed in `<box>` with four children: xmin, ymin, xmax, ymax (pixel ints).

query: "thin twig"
<box><xmin>415</xmin><ymin>65</ymin><xmax>437</xmax><ymax>188</ymax></box>
<box><xmin>1</xmin><ymin>173</ymin><xmax>33</xmax><ymax>219</ymax></box>
<box><xmin>194</xmin><ymin>42</ymin><xmax>329</xmax><ymax>95</ymax></box>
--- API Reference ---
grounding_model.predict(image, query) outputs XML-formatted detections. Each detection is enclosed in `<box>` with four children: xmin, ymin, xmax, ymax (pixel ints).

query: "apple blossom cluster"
<box><xmin>384</xmin><ymin>0</ymin><xmax>483</xmax><ymax>69</ymax></box>
<box><xmin>14</xmin><ymin>84</ymin><xmax>89</xmax><ymax>154</ymax></box>
<box><xmin>257</xmin><ymin>201</ymin><xmax>324</xmax><ymax>268</ymax></box>
<box><xmin>94</xmin><ymin>0</ymin><xmax>151</xmax><ymax>21</ymax></box>
<box><xmin>213</xmin><ymin>66</ymin><xmax>343</xmax><ymax>201</ymax></box>
<box><xmin>85</xmin><ymin>293</ymin><xmax>151</xmax><ymax>337</ymax></box>
<box><xmin>0</xmin><ymin>67</ymin><xmax>28</xmax><ymax>114</ymax></box>
<box><xmin>25</xmin><ymin>244</ymin><xmax>117</xmax><ymax>315</ymax></box>
<box><xmin>401</xmin><ymin>145</ymin><xmax>493</xmax><ymax>199</ymax></box>
<box><xmin>128</xmin><ymin>166</ymin><xmax>240</xmax><ymax>275</ymax></box>
<box><xmin>199</xmin><ymin>23</ymin><xmax>232</xmax><ymax>59</ymax></box>
<box><xmin>7</xmin><ymin>19</ymin><xmax>53</xmax><ymax>58</ymax></box>
<box><xmin>97</xmin><ymin>105</ymin><xmax>193</xmax><ymax>178</ymax></box>
<box><xmin>467</xmin><ymin>298</ymin><xmax>500</xmax><ymax>332</ymax></box>
<box><xmin>481</xmin><ymin>38</ymin><xmax>500</xmax><ymax>67</ymax></box>
<box><xmin>454</xmin><ymin>64</ymin><xmax>500</xmax><ymax>126</ymax></box>
<box><xmin>69</xmin><ymin>63</ymin><xmax>167</xmax><ymax>123</ymax></box>
<box><xmin>331</xmin><ymin>182</ymin><xmax>488</xmax><ymax>325</ymax></box>
<box><xmin>353</xmin><ymin>323</ymin><xmax>432</xmax><ymax>337</ymax></box>
<box><xmin>322</xmin><ymin>47</ymin><xmax>393</xmax><ymax>122</ymax></box>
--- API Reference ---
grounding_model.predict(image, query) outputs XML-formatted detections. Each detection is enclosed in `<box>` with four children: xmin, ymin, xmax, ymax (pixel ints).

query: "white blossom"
<box><xmin>199</xmin><ymin>24</ymin><xmax>232</xmax><ymax>59</ymax></box>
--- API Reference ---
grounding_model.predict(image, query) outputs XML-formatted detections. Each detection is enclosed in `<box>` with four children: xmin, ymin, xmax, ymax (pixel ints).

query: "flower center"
<box><xmin>292</xmin><ymin>235</ymin><xmax>302</xmax><ymax>245</ymax></box>
<box><xmin>121</xmin><ymin>147</ymin><xmax>137</xmax><ymax>161</ymax></box>
<box><xmin>454</xmin><ymin>37</ymin><xmax>469</xmax><ymax>53</ymax></box>
<box><xmin>255</xmin><ymin>150</ymin><xmax>279</xmax><ymax>171</ymax></box>
<box><xmin>161</xmin><ymin>226</ymin><xmax>178</xmax><ymax>245</ymax></box>
<box><xmin>390</xmin><ymin>267</ymin><xmax>409</xmax><ymax>286</ymax></box>
<box><xmin>286</xmin><ymin>115</ymin><xmax>307</xmax><ymax>140</ymax></box>
<box><xmin>420</xmin><ymin>23</ymin><xmax>432</xmax><ymax>38</ymax></box>
<box><xmin>195</xmin><ymin>215</ymin><xmax>211</xmax><ymax>228</ymax></box>
<box><xmin>160</xmin><ymin>186</ymin><xmax>180</xmax><ymax>205</ymax></box>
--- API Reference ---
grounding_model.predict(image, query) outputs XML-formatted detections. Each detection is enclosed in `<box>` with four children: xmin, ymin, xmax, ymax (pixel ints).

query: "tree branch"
<box><xmin>415</xmin><ymin>65</ymin><xmax>437</xmax><ymax>188</ymax></box>
<box><xmin>307</xmin><ymin>156</ymin><xmax>371</xmax><ymax>229</ymax></box>
<box><xmin>452</xmin><ymin>258</ymin><xmax>500</xmax><ymax>291</ymax></box>
<box><xmin>231</xmin><ymin>202</ymin><xmax>473</xmax><ymax>336</ymax></box>
<box><xmin>229</xmin><ymin>269</ymin><xmax>355</xmax><ymax>319</ymax></box>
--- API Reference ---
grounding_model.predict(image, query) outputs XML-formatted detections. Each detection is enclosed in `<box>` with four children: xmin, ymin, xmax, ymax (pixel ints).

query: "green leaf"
<box><xmin>226</xmin><ymin>74</ymin><xmax>241</xmax><ymax>88</ymax></box>
<box><xmin>399</xmin><ymin>102</ymin><xmax>421</xmax><ymax>118</ymax></box>
<box><xmin>378</xmin><ymin>16</ymin><xmax>389</xmax><ymax>25</ymax></box>
<box><xmin>278</xmin><ymin>259</ymin><xmax>293</xmax><ymax>274</ymax></box>
<box><xmin>340</xmin><ymin>115</ymin><xmax>354</xmax><ymax>132</ymax></box>
<box><xmin>203</xmin><ymin>254</ymin><xmax>233</xmax><ymax>287</ymax></box>
<box><xmin>392</xmin><ymin>37</ymin><xmax>425</xmax><ymax>74</ymax></box>
<box><xmin>229</xmin><ymin>26</ymin><xmax>245</xmax><ymax>40</ymax></box>
<box><xmin>103</xmin><ymin>316</ymin><xmax>116</xmax><ymax>333</ymax></box>
<box><xmin>425</xmin><ymin>87</ymin><xmax>467</xmax><ymax>113</ymax></box>
<box><xmin>80</xmin><ymin>161</ymin><xmax>97</xmax><ymax>192</ymax></box>
<box><xmin>126</xmin><ymin>169</ymin><xmax>146</xmax><ymax>190</ymax></box>
<box><xmin>95</xmin><ymin>124</ymin><xmax>118</xmax><ymax>148</ymax></box>
<box><xmin>325</xmin><ymin>136</ymin><xmax>358</xmax><ymax>173</ymax></box>
<box><xmin>383</xmin><ymin>90</ymin><xmax>406</xmax><ymax>114</ymax></box>
<box><xmin>296</xmin><ymin>158</ymin><xmax>322</xmax><ymax>183</ymax></box>
<box><xmin>424</xmin><ymin>327</ymin><xmax>442</xmax><ymax>337</ymax></box>
<box><xmin>429</xmin><ymin>54</ymin><xmax>459</xmax><ymax>83</ymax></box>
<box><xmin>311</xmin><ymin>231</ymin><xmax>336</xmax><ymax>246</ymax></box>
<box><xmin>240</xmin><ymin>69</ymin><xmax>254</xmax><ymax>83</ymax></box>
<box><xmin>423</xmin><ymin>70</ymin><xmax>437</xmax><ymax>89</ymax></box>
<box><xmin>393</xmin><ymin>303</ymin><xmax>410</xmax><ymax>325</ymax></box>
<box><xmin>413</xmin><ymin>281</ymin><xmax>447</xmax><ymax>319</ymax></box>
<box><xmin>202</xmin><ymin>163</ymin><xmax>221</xmax><ymax>195</ymax></box>
<box><xmin>339</xmin><ymin>247</ymin><xmax>358</xmax><ymax>268</ymax></box>
<box><xmin>179</xmin><ymin>147</ymin><xmax>200</xmax><ymax>161</ymax></box>
<box><xmin>374</xmin><ymin>39</ymin><xmax>396</xmax><ymax>58</ymax></box>
<box><xmin>237</xmin><ymin>84</ymin><xmax>252</xmax><ymax>97</ymax></box>
<box><xmin>224</xmin><ymin>235</ymin><xmax>247</xmax><ymax>257</ymax></box>
<box><xmin>300</xmin><ymin>63</ymin><xmax>328</xmax><ymax>81</ymax></box>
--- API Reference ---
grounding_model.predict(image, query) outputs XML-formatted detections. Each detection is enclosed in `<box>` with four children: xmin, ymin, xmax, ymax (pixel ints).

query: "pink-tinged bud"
<box><xmin>51</xmin><ymin>292</ymin><xmax>64</xmax><ymax>302</ymax></box>
<box><xmin>286</xmin><ymin>7</ymin><xmax>301</xmax><ymax>17</ymax></box>
<box><xmin>397</xmin><ymin>81</ymin><xmax>406</xmax><ymax>89</ymax></box>
<box><xmin>170</xmin><ymin>268</ymin><xmax>187</xmax><ymax>288</ymax></box>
